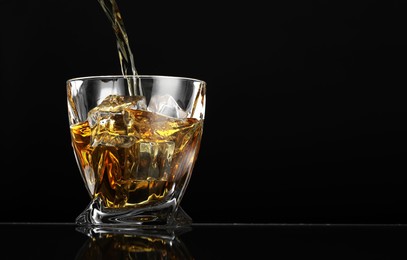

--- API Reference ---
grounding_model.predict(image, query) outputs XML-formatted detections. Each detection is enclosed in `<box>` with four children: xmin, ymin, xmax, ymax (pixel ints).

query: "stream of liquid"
<box><xmin>97</xmin><ymin>0</ymin><xmax>142</xmax><ymax>96</ymax></box>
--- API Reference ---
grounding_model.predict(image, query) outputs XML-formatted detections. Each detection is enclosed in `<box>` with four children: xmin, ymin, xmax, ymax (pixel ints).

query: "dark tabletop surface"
<box><xmin>1</xmin><ymin>222</ymin><xmax>406</xmax><ymax>259</ymax></box>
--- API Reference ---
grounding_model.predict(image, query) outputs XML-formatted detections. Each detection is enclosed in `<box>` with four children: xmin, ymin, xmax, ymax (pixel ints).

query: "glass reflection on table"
<box><xmin>75</xmin><ymin>226</ymin><xmax>193</xmax><ymax>260</ymax></box>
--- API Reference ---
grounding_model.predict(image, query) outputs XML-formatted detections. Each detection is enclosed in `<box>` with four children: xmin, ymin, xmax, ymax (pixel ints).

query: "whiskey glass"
<box><xmin>66</xmin><ymin>75</ymin><xmax>206</xmax><ymax>228</ymax></box>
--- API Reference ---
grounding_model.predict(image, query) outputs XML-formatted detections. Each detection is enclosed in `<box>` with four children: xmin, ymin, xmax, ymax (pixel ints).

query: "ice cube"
<box><xmin>88</xmin><ymin>95</ymin><xmax>147</xmax><ymax>148</ymax></box>
<box><xmin>129</xmin><ymin>141</ymin><xmax>175</xmax><ymax>180</ymax></box>
<box><xmin>147</xmin><ymin>94</ymin><xmax>187</xmax><ymax>118</ymax></box>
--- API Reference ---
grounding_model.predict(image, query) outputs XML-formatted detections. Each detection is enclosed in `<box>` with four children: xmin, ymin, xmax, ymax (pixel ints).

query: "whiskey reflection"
<box><xmin>75</xmin><ymin>227</ymin><xmax>193</xmax><ymax>259</ymax></box>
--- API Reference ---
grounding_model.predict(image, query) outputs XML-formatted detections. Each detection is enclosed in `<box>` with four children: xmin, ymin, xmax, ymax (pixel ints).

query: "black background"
<box><xmin>0</xmin><ymin>0</ymin><xmax>405</xmax><ymax>224</ymax></box>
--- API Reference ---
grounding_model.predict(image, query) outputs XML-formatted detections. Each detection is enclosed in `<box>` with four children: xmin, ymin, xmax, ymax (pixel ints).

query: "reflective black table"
<box><xmin>1</xmin><ymin>222</ymin><xmax>406</xmax><ymax>259</ymax></box>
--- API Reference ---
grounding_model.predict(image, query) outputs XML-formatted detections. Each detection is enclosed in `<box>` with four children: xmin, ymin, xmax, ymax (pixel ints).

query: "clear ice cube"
<box><xmin>147</xmin><ymin>94</ymin><xmax>187</xmax><ymax>118</ymax></box>
<box><xmin>129</xmin><ymin>141</ymin><xmax>175</xmax><ymax>180</ymax></box>
<box><xmin>88</xmin><ymin>95</ymin><xmax>147</xmax><ymax>148</ymax></box>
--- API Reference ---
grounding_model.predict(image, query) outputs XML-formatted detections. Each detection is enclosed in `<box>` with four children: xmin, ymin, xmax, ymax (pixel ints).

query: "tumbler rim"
<box><xmin>66</xmin><ymin>74</ymin><xmax>206</xmax><ymax>85</ymax></box>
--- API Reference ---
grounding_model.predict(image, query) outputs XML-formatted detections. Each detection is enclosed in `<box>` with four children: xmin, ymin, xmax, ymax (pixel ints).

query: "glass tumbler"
<box><xmin>66</xmin><ymin>75</ymin><xmax>206</xmax><ymax>228</ymax></box>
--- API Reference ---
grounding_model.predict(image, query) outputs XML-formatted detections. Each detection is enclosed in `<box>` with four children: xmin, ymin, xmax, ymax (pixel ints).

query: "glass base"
<box><xmin>76</xmin><ymin>197</ymin><xmax>192</xmax><ymax>230</ymax></box>
<box><xmin>76</xmin><ymin>221</ymin><xmax>192</xmax><ymax>239</ymax></box>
